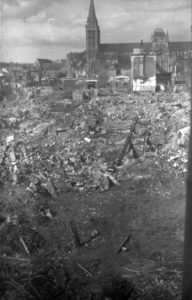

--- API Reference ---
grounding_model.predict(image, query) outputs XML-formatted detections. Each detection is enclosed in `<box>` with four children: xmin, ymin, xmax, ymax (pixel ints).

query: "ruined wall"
<box><xmin>131</xmin><ymin>55</ymin><xmax>156</xmax><ymax>92</ymax></box>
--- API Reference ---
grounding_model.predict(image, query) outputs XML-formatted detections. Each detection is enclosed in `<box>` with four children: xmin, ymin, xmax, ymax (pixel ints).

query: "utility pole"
<box><xmin>182</xmin><ymin>0</ymin><xmax>192</xmax><ymax>298</ymax></box>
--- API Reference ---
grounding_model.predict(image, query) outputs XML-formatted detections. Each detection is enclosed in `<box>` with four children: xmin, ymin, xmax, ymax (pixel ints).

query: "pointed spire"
<box><xmin>167</xmin><ymin>29</ymin><xmax>169</xmax><ymax>42</ymax></box>
<box><xmin>87</xmin><ymin>0</ymin><xmax>97</xmax><ymax>23</ymax></box>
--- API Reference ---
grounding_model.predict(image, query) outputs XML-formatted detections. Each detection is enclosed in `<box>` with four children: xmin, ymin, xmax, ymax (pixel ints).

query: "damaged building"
<box><xmin>131</xmin><ymin>49</ymin><xmax>156</xmax><ymax>93</ymax></box>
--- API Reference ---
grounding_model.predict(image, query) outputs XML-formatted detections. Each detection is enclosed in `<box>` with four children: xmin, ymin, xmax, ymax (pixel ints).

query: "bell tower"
<box><xmin>86</xmin><ymin>0</ymin><xmax>100</xmax><ymax>61</ymax></box>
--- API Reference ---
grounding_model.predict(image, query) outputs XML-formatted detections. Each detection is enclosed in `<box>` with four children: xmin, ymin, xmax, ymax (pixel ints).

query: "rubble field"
<box><xmin>0</xmin><ymin>85</ymin><xmax>189</xmax><ymax>299</ymax></box>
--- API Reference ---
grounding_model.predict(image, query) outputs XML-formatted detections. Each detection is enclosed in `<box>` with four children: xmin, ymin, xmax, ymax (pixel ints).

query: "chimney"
<box><xmin>140</xmin><ymin>39</ymin><xmax>144</xmax><ymax>54</ymax></box>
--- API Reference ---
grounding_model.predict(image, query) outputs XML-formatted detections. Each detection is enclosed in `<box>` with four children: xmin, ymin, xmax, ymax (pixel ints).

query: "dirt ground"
<box><xmin>0</xmin><ymin>87</ymin><xmax>188</xmax><ymax>299</ymax></box>
<box><xmin>0</xmin><ymin>159</ymin><xmax>185</xmax><ymax>299</ymax></box>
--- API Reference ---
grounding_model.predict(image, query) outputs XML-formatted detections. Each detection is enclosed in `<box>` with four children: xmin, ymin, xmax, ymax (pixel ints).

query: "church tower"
<box><xmin>86</xmin><ymin>0</ymin><xmax>100</xmax><ymax>61</ymax></box>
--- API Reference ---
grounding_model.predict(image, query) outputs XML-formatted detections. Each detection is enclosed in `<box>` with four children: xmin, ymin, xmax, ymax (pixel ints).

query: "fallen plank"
<box><xmin>117</xmin><ymin>235</ymin><xmax>131</xmax><ymax>254</ymax></box>
<box><xmin>76</xmin><ymin>262</ymin><xmax>94</xmax><ymax>277</ymax></box>
<box><xmin>0</xmin><ymin>255</ymin><xmax>31</xmax><ymax>263</ymax></box>
<box><xmin>82</xmin><ymin>231</ymin><xmax>100</xmax><ymax>245</ymax></box>
<box><xmin>70</xmin><ymin>220</ymin><xmax>82</xmax><ymax>248</ymax></box>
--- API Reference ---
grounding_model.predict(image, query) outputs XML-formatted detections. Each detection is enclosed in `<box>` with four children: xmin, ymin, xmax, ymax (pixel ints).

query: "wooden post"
<box><xmin>116</xmin><ymin>117</ymin><xmax>138</xmax><ymax>166</ymax></box>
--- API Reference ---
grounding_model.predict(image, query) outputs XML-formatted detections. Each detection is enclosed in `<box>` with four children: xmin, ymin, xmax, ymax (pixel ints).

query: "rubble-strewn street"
<box><xmin>0</xmin><ymin>86</ymin><xmax>189</xmax><ymax>299</ymax></box>
<box><xmin>0</xmin><ymin>85</ymin><xmax>190</xmax><ymax>192</ymax></box>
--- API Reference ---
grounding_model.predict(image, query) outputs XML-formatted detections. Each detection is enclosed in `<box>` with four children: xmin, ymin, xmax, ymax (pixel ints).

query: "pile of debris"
<box><xmin>0</xmin><ymin>86</ymin><xmax>190</xmax><ymax>195</ymax></box>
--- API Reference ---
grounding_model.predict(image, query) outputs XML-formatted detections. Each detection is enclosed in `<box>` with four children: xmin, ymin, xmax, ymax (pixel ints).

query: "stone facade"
<box><xmin>86</xmin><ymin>0</ymin><xmax>100</xmax><ymax>61</ymax></box>
<box><xmin>85</xmin><ymin>0</ymin><xmax>192</xmax><ymax>74</ymax></box>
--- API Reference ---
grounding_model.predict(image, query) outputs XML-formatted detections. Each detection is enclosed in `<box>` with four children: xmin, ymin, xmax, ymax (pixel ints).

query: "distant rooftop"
<box><xmin>169</xmin><ymin>41</ymin><xmax>192</xmax><ymax>51</ymax></box>
<box><xmin>36</xmin><ymin>58</ymin><xmax>53</xmax><ymax>65</ymax></box>
<box><xmin>99</xmin><ymin>43</ymin><xmax>152</xmax><ymax>53</ymax></box>
<box><xmin>98</xmin><ymin>40</ymin><xmax>192</xmax><ymax>54</ymax></box>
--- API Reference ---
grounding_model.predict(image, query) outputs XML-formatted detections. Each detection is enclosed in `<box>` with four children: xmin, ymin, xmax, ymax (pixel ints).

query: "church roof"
<box><xmin>98</xmin><ymin>43</ymin><xmax>152</xmax><ymax>53</ymax></box>
<box><xmin>169</xmin><ymin>41</ymin><xmax>192</xmax><ymax>51</ymax></box>
<box><xmin>87</xmin><ymin>0</ymin><xmax>97</xmax><ymax>23</ymax></box>
<box><xmin>98</xmin><ymin>42</ymin><xmax>192</xmax><ymax>54</ymax></box>
<box><xmin>37</xmin><ymin>58</ymin><xmax>52</xmax><ymax>64</ymax></box>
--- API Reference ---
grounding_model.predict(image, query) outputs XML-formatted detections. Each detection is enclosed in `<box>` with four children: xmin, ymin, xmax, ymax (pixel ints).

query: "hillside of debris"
<box><xmin>0</xmin><ymin>85</ymin><xmax>189</xmax><ymax>299</ymax></box>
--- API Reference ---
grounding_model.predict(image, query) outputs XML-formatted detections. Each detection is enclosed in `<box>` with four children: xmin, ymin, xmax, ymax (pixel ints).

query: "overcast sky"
<box><xmin>1</xmin><ymin>0</ymin><xmax>191</xmax><ymax>63</ymax></box>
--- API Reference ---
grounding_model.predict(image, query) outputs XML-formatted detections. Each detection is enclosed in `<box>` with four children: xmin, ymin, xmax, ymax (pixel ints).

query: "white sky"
<box><xmin>1</xmin><ymin>0</ymin><xmax>191</xmax><ymax>63</ymax></box>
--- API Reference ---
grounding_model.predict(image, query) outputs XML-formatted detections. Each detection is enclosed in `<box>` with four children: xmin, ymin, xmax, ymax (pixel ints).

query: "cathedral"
<box><xmin>85</xmin><ymin>0</ymin><xmax>192</xmax><ymax>73</ymax></box>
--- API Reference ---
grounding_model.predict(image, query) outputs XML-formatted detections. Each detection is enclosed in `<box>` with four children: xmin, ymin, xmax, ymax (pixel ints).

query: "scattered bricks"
<box><xmin>6</xmin><ymin>135</ymin><xmax>14</xmax><ymax>145</ymax></box>
<box><xmin>12</xmin><ymin>164</ymin><xmax>19</xmax><ymax>185</ymax></box>
<box><xmin>10</xmin><ymin>151</ymin><xmax>16</xmax><ymax>164</ymax></box>
<box><xmin>7</xmin><ymin>117</ymin><xmax>17</xmax><ymax>126</ymax></box>
<box><xmin>100</xmin><ymin>176</ymin><xmax>110</xmax><ymax>191</ymax></box>
<box><xmin>84</xmin><ymin>137</ymin><xmax>91</xmax><ymax>143</ymax></box>
<box><xmin>97</xmin><ymin>138</ymin><xmax>107</xmax><ymax>153</ymax></box>
<box><xmin>177</xmin><ymin>126</ymin><xmax>190</xmax><ymax>148</ymax></box>
<box><xmin>0</xmin><ymin>83</ymin><xmax>190</xmax><ymax>192</ymax></box>
<box><xmin>0</xmin><ymin>145</ymin><xmax>6</xmax><ymax>164</ymax></box>
<box><xmin>41</xmin><ymin>179</ymin><xmax>57</xmax><ymax>198</ymax></box>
